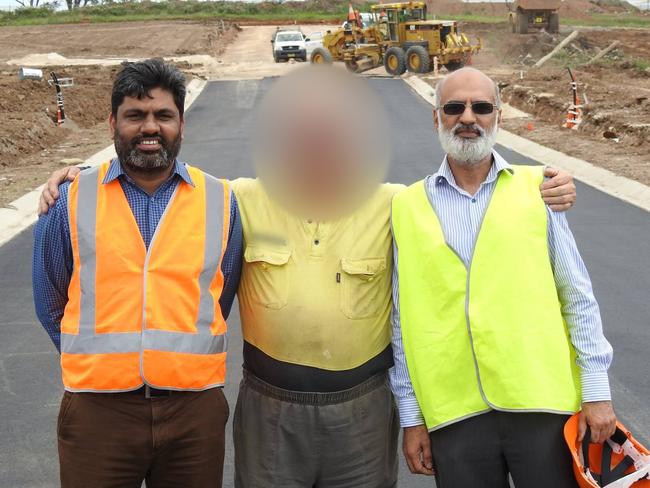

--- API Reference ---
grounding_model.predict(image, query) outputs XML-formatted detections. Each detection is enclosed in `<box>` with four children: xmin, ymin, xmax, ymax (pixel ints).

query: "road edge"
<box><xmin>403</xmin><ymin>76</ymin><xmax>650</xmax><ymax>213</ymax></box>
<box><xmin>0</xmin><ymin>78</ymin><xmax>207</xmax><ymax>249</ymax></box>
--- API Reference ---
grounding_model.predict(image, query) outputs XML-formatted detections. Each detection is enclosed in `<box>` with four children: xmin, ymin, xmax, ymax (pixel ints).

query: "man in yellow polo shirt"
<box><xmin>37</xmin><ymin>66</ymin><xmax>578</xmax><ymax>488</ymax></box>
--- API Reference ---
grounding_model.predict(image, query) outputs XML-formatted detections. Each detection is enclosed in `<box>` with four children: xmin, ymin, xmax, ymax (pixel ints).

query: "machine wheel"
<box><xmin>517</xmin><ymin>10</ymin><xmax>529</xmax><ymax>34</ymax></box>
<box><xmin>444</xmin><ymin>60</ymin><xmax>464</xmax><ymax>72</ymax></box>
<box><xmin>310</xmin><ymin>47</ymin><xmax>333</xmax><ymax>64</ymax></box>
<box><xmin>406</xmin><ymin>46</ymin><xmax>431</xmax><ymax>74</ymax></box>
<box><xmin>548</xmin><ymin>12</ymin><xmax>560</xmax><ymax>33</ymax></box>
<box><xmin>384</xmin><ymin>47</ymin><xmax>407</xmax><ymax>76</ymax></box>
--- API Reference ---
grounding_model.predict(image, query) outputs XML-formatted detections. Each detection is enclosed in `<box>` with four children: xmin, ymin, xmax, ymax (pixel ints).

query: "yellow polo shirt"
<box><xmin>232</xmin><ymin>178</ymin><xmax>404</xmax><ymax>371</ymax></box>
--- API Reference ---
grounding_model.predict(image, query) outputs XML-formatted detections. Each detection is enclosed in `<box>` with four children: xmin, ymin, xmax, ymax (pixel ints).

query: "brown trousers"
<box><xmin>57</xmin><ymin>387</ymin><xmax>229</xmax><ymax>488</ymax></box>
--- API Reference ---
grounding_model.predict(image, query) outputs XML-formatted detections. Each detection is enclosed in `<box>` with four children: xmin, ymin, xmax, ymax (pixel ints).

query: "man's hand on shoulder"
<box><xmin>38</xmin><ymin>166</ymin><xmax>82</xmax><ymax>216</ymax></box>
<box><xmin>540</xmin><ymin>167</ymin><xmax>576</xmax><ymax>212</ymax></box>
<box><xmin>403</xmin><ymin>424</ymin><xmax>435</xmax><ymax>476</ymax></box>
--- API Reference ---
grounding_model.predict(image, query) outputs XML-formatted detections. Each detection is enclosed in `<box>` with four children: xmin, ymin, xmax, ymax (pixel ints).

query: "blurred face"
<box><xmin>434</xmin><ymin>70</ymin><xmax>501</xmax><ymax>166</ymax></box>
<box><xmin>110</xmin><ymin>87</ymin><xmax>184</xmax><ymax>174</ymax></box>
<box><xmin>253</xmin><ymin>66</ymin><xmax>389</xmax><ymax>221</ymax></box>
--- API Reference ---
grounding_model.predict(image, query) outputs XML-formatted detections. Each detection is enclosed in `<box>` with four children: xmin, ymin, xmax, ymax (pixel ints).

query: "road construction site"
<box><xmin>0</xmin><ymin>10</ymin><xmax>649</xmax><ymax>207</ymax></box>
<box><xmin>2</xmin><ymin>66</ymin><xmax>650</xmax><ymax>488</ymax></box>
<box><xmin>0</xmin><ymin>5</ymin><xmax>649</xmax><ymax>486</ymax></box>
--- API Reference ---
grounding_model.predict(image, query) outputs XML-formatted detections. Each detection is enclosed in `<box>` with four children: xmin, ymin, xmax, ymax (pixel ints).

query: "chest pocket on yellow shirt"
<box><xmin>340</xmin><ymin>257</ymin><xmax>387</xmax><ymax>319</ymax></box>
<box><xmin>244</xmin><ymin>246</ymin><xmax>291</xmax><ymax>310</ymax></box>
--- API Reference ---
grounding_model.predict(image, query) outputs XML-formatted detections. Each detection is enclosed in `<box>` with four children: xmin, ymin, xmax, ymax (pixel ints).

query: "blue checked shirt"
<box><xmin>32</xmin><ymin>158</ymin><xmax>243</xmax><ymax>352</ymax></box>
<box><xmin>389</xmin><ymin>151</ymin><xmax>613</xmax><ymax>428</ymax></box>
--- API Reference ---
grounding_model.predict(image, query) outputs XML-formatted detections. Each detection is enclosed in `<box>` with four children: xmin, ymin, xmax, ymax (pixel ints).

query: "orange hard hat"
<box><xmin>565</xmin><ymin>413</ymin><xmax>650</xmax><ymax>488</ymax></box>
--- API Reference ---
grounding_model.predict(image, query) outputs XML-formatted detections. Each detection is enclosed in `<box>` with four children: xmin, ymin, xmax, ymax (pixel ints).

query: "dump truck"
<box><xmin>507</xmin><ymin>0</ymin><xmax>561</xmax><ymax>34</ymax></box>
<box><xmin>310</xmin><ymin>1</ymin><xmax>481</xmax><ymax>75</ymax></box>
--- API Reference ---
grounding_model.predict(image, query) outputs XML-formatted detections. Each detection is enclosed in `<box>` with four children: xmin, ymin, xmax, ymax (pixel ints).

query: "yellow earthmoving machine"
<box><xmin>310</xmin><ymin>1</ymin><xmax>481</xmax><ymax>75</ymax></box>
<box><xmin>507</xmin><ymin>0</ymin><xmax>561</xmax><ymax>34</ymax></box>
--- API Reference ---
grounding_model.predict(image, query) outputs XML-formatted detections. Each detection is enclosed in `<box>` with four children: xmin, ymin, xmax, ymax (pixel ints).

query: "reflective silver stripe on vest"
<box><xmin>197</xmin><ymin>174</ymin><xmax>225</xmax><ymax>336</ymax></box>
<box><xmin>61</xmin><ymin>167</ymin><xmax>140</xmax><ymax>354</ymax></box>
<box><xmin>62</xmin><ymin>167</ymin><xmax>228</xmax><ymax>357</ymax></box>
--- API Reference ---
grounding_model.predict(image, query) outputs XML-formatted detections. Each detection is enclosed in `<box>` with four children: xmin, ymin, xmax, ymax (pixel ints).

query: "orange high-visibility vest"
<box><xmin>60</xmin><ymin>161</ymin><xmax>231</xmax><ymax>392</ymax></box>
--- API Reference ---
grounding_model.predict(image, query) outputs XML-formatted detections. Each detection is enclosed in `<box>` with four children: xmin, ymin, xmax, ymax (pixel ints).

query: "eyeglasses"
<box><xmin>438</xmin><ymin>101</ymin><xmax>499</xmax><ymax>116</ymax></box>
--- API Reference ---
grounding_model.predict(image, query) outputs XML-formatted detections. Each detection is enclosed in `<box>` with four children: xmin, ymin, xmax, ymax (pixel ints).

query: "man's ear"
<box><xmin>108</xmin><ymin>112</ymin><xmax>116</xmax><ymax>138</ymax></box>
<box><xmin>433</xmin><ymin>109</ymin><xmax>440</xmax><ymax>131</ymax></box>
<box><xmin>497</xmin><ymin>108</ymin><xmax>503</xmax><ymax>126</ymax></box>
<box><xmin>180</xmin><ymin>115</ymin><xmax>185</xmax><ymax>141</ymax></box>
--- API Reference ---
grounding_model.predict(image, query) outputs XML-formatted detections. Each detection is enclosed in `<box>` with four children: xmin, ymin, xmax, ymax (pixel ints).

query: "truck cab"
<box><xmin>271</xmin><ymin>29</ymin><xmax>308</xmax><ymax>62</ymax></box>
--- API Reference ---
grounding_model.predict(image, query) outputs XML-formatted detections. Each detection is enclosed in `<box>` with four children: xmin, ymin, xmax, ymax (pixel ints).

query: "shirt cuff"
<box><xmin>398</xmin><ymin>396</ymin><xmax>425</xmax><ymax>428</ymax></box>
<box><xmin>581</xmin><ymin>371</ymin><xmax>612</xmax><ymax>403</ymax></box>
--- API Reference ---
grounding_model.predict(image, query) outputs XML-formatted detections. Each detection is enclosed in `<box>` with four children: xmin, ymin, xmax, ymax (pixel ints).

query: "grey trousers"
<box><xmin>429</xmin><ymin>410</ymin><xmax>578</xmax><ymax>488</ymax></box>
<box><xmin>233</xmin><ymin>371</ymin><xmax>399</xmax><ymax>488</ymax></box>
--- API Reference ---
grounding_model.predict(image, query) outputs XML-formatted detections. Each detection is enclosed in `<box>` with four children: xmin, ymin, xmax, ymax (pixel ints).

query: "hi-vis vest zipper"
<box><xmin>391</xmin><ymin>166</ymin><xmax>581</xmax><ymax>431</ymax></box>
<box><xmin>60</xmin><ymin>162</ymin><xmax>231</xmax><ymax>392</ymax></box>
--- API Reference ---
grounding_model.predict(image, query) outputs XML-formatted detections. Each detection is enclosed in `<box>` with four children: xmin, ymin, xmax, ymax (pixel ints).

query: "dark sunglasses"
<box><xmin>439</xmin><ymin>101</ymin><xmax>499</xmax><ymax>116</ymax></box>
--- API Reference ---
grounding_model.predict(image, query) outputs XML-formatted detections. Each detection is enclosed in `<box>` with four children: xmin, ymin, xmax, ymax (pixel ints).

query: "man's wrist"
<box><xmin>581</xmin><ymin>371</ymin><xmax>612</xmax><ymax>403</ymax></box>
<box><xmin>398</xmin><ymin>396</ymin><xmax>425</xmax><ymax>428</ymax></box>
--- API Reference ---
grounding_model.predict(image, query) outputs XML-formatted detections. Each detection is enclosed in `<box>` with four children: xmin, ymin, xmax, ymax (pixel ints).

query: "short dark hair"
<box><xmin>111</xmin><ymin>58</ymin><xmax>186</xmax><ymax>117</ymax></box>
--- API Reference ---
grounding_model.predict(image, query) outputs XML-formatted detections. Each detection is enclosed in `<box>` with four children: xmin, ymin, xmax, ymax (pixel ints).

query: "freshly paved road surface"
<box><xmin>1</xmin><ymin>77</ymin><xmax>648</xmax><ymax>487</ymax></box>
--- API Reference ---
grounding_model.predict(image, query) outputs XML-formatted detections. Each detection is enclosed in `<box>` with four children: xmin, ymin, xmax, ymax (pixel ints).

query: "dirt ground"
<box><xmin>0</xmin><ymin>20</ymin><xmax>239</xmax><ymax>207</ymax></box>
<box><xmin>0</xmin><ymin>65</ymin><xmax>115</xmax><ymax>205</ymax></box>
<box><xmin>0</xmin><ymin>20</ymin><xmax>336</xmax><ymax>206</ymax></box>
<box><xmin>427</xmin><ymin>0</ymin><xmax>643</xmax><ymax>20</ymax></box>
<box><xmin>1</xmin><ymin>13</ymin><xmax>649</xmax><ymax>207</ymax></box>
<box><xmin>0</xmin><ymin>20</ymin><xmax>238</xmax><ymax>63</ymax></box>
<box><xmin>453</xmin><ymin>23</ymin><xmax>650</xmax><ymax>185</ymax></box>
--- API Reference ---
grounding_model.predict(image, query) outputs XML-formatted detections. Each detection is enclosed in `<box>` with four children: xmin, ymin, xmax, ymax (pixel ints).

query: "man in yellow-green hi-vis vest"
<box><xmin>390</xmin><ymin>67</ymin><xmax>617</xmax><ymax>488</ymax></box>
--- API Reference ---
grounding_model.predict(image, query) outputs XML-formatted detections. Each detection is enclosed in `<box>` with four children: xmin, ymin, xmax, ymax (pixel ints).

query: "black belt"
<box><xmin>133</xmin><ymin>385</ymin><xmax>173</xmax><ymax>398</ymax></box>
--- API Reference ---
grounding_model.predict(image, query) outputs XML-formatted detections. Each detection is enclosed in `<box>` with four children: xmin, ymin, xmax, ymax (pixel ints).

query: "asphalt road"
<box><xmin>1</xmin><ymin>77</ymin><xmax>648</xmax><ymax>487</ymax></box>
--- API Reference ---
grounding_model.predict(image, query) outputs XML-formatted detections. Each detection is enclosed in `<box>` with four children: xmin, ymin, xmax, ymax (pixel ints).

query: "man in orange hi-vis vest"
<box><xmin>32</xmin><ymin>59</ymin><xmax>242</xmax><ymax>488</ymax></box>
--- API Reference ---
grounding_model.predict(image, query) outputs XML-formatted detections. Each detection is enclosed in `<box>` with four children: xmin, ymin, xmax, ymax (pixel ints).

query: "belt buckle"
<box><xmin>144</xmin><ymin>385</ymin><xmax>174</xmax><ymax>399</ymax></box>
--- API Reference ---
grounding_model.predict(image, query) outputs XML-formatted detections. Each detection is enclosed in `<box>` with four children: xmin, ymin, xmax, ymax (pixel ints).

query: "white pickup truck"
<box><xmin>271</xmin><ymin>29</ymin><xmax>307</xmax><ymax>62</ymax></box>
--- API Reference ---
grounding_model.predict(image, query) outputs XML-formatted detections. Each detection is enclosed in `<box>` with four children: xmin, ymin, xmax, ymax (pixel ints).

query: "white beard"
<box><xmin>437</xmin><ymin>114</ymin><xmax>498</xmax><ymax>166</ymax></box>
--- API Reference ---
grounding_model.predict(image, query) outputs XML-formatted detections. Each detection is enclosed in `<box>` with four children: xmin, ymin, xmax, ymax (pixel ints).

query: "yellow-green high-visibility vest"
<box><xmin>391</xmin><ymin>165</ymin><xmax>581</xmax><ymax>431</ymax></box>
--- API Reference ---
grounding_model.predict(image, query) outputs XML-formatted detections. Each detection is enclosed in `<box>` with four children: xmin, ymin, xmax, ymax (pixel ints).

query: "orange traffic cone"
<box><xmin>347</xmin><ymin>3</ymin><xmax>356</xmax><ymax>22</ymax></box>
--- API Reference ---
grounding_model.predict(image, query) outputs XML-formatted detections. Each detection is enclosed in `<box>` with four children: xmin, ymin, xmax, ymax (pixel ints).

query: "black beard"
<box><xmin>114</xmin><ymin>130</ymin><xmax>182</xmax><ymax>175</ymax></box>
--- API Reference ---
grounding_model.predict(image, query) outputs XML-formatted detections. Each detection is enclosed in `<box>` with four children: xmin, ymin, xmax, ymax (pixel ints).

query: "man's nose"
<box><xmin>141</xmin><ymin>115</ymin><xmax>160</xmax><ymax>134</ymax></box>
<box><xmin>459</xmin><ymin>104</ymin><xmax>476</xmax><ymax>125</ymax></box>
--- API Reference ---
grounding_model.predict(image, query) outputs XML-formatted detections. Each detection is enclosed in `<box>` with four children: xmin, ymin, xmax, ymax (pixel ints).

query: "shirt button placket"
<box><xmin>147</xmin><ymin>196</ymin><xmax>156</xmax><ymax>249</ymax></box>
<box><xmin>469</xmin><ymin>196</ymin><xmax>480</xmax><ymax>235</ymax></box>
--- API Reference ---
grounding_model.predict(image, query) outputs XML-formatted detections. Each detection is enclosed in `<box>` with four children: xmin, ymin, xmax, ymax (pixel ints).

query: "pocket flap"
<box><xmin>244</xmin><ymin>246</ymin><xmax>291</xmax><ymax>266</ymax></box>
<box><xmin>341</xmin><ymin>257</ymin><xmax>386</xmax><ymax>276</ymax></box>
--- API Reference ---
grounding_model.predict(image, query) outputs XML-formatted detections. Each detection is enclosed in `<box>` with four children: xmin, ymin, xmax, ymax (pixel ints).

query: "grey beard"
<box><xmin>123</xmin><ymin>146</ymin><xmax>172</xmax><ymax>170</ymax></box>
<box><xmin>437</xmin><ymin>117</ymin><xmax>498</xmax><ymax>166</ymax></box>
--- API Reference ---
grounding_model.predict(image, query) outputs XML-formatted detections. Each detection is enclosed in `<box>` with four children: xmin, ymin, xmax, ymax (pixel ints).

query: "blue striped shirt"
<box><xmin>32</xmin><ymin>158</ymin><xmax>243</xmax><ymax>351</ymax></box>
<box><xmin>389</xmin><ymin>151</ymin><xmax>613</xmax><ymax>428</ymax></box>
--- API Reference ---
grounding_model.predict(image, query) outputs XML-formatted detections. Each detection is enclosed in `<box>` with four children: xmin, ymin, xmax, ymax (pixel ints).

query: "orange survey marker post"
<box><xmin>563</xmin><ymin>67</ymin><xmax>583</xmax><ymax>130</ymax></box>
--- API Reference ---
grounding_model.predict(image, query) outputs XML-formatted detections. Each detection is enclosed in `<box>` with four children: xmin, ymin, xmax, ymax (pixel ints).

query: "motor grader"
<box><xmin>310</xmin><ymin>1</ymin><xmax>481</xmax><ymax>75</ymax></box>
